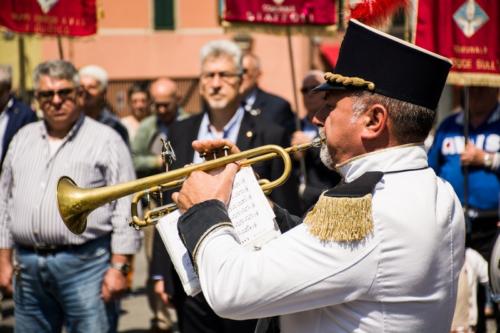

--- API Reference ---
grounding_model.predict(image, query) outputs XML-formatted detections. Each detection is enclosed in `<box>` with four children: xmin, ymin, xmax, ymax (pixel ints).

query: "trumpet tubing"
<box><xmin>57</xmin><ymin>138</ymin><xmax>323</xmax><ymax>234</ymax></box>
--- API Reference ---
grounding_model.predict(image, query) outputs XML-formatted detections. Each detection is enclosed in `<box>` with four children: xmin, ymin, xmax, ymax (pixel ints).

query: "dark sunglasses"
<box><xmin>37</xmin><ymin>88</ymin><xmax>76</xmax><ymax>101</ymax></box>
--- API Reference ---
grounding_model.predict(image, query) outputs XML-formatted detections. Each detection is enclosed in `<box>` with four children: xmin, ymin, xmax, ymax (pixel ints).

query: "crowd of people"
<box><xmin>0</xmin><ymin>18</ymin><xmax>498</xmax><ymax>333</ymax></box>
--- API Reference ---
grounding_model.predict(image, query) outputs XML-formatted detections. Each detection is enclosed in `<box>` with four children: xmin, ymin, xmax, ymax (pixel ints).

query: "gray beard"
<box><xmin>320</xmin><ymin>144</ymin><xmax>336</xmax><ymax>171</ymax></box>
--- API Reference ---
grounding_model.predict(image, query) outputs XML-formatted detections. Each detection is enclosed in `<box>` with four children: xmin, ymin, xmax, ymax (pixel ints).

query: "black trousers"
<box><xmin>181</xmin><ymin>293</ymin><xmax>257</xmax><ymax>333</ymax></box>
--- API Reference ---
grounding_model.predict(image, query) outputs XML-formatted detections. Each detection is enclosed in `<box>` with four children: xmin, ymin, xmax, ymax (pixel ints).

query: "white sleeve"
<box><xmin>197</xmin><ymin>223</ymin><xmax>379</xmax><ymax>320</ymax></box>
<box><xmin>466</xmin><ymin>248</ymin><xmax>489</xmax><ymax>284</ymax></box>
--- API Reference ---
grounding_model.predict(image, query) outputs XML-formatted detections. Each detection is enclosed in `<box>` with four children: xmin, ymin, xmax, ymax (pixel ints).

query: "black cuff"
<box><xmin>178</xmin><ymin>200</ymin><xmax>233</xmax><ymax>269</ymax></box>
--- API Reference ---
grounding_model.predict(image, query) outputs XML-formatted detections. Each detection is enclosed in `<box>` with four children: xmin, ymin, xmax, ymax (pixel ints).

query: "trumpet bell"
<box><xmin>57</xmin><ymin>176</ymin><xmax>90</xmax><ymax>235</ymax></box>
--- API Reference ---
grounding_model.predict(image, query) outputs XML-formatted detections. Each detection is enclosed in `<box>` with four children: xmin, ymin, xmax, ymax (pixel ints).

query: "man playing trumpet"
<box><xmin>170</xmin><ymin>20</ymin><xmax>465</xmax><ymax>332</ymax></box>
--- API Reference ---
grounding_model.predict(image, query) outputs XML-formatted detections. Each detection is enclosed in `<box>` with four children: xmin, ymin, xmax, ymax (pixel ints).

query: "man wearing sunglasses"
<box><xmin>0</xmin><ymin>60</ymin><xmax>140</xmax><ymax>333</ymax></box>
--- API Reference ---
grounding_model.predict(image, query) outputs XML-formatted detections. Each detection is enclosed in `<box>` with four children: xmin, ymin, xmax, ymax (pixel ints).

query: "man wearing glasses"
<box><xmin>149</xmin><ymin>39</ymin><xmax>301</xmax><ymax>333</ymax></box>
<box><xmin>0</xmin><ymin>60</ymin><xmax>140</xmax><ymax>333</ymax></box>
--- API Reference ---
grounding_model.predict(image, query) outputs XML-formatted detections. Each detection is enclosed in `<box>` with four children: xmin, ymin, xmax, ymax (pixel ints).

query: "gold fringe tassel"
<box><xmin>447</xmin><ymin>72</ymin><xmax>500</xmax><ymax>88</ymax></box>
<box><xmin>304</xmin><ymin>193</ymin><xmax>374</xmax><ymax>242</ymax></box>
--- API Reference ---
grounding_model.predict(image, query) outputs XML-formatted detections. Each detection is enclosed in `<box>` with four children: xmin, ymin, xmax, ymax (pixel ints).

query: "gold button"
<box><xmin>246</xmin><ymin>131</ymin><xmax>253</xmax><ymax>138</ymax></box>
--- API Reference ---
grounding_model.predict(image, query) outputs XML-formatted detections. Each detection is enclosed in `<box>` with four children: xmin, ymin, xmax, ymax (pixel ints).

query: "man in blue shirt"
<box><xmin>428</xmin><ymin>86</ymin><xmax>499</xmax><ymax>333</ymax></box>
<box><xmin>428</xmin><ymin>86</ymin><xmax>499</xmax><ymax>256</ymax></box>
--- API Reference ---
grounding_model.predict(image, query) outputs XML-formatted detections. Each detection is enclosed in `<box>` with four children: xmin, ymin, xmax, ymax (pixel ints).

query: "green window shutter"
<box><xmin>154</xmin><ymin>0</ymin><xmax>174</xmax><ymax>30</ymax></box>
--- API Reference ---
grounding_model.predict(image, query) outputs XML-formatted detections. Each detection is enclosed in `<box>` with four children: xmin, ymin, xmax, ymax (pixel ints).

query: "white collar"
<box><xmin>336</xmin><ymin>144</ymin><xmax>428</xmax><ymax>182</ymax></box>
<box><xmin>244</xmin><ymin>88</ymin><xmax>258</xmax><ymax>108</ymax></box>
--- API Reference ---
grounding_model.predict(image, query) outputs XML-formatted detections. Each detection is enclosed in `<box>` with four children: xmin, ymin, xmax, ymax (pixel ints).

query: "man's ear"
<box><xmin>360</xmin><ymin>104</ymin><xmax>388</xmax><ymax>140</ymax></box>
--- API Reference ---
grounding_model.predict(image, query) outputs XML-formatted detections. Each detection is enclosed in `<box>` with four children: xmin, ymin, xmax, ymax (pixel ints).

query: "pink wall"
<box><xmin>38</xmin><ymin>0</ymin><xmax>317</xmax><ymax>117</ymax></box>
<box><xmin>99</xmin><ymin>1</ymin><xmax>150</xmax><ymax>28</ymax></box>
<box><xmin>178</xmin><ymin>0</ymin><xmax>219</xmax><ymax>28</ymax></box>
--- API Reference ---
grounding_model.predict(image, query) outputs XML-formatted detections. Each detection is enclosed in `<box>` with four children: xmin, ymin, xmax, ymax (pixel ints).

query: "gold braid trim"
<box><xmin>324</xmin><ymin>72</ymin><xmax>376</xmax><ymax>91</ymax></box>
<box><xmin>304</xmin><ymin>193</ymin><xmax>374</xmax><ymax>242</ymax></box>
<box><xmin>447</xmin><ymin>72</ymin><xmax>500</xmax><ymax>88</ymax></box>
<box><xmin>221</xmin><ymin>21</ymin><xmax>337</xmax><ymax>36</ymax></box>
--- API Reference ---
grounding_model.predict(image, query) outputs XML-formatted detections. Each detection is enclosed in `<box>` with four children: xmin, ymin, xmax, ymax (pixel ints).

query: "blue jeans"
<box><xmin>14</xmin><ymin>236</ymin><xmax>120</xmax><ymax>333</ymax></box>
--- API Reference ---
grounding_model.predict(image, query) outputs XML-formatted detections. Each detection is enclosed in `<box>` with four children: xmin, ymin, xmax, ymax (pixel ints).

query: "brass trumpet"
<box><xmin>57</xmin><ymin>138</ymin><xmax>323</xmax><ymax>235</ymax></box>
<box><xmin>130</xmin><ymin>178</ymin><xmax>272</xmax><ymax>228</ymax></box>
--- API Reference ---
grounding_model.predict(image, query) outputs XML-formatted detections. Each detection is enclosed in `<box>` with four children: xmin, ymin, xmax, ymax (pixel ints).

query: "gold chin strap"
<box><xmin>324</xmin><ymin>72</ymin><xmax>376</xmax><ymax>91</ymax></box>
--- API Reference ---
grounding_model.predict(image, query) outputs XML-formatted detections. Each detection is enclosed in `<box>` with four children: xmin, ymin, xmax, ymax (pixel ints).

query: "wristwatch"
<box><xmin>110</xmin><ymin>262</ymin><xmax>131</xmax><ymax>276</ymax></box>
<box><xmin>484</xmin><ymin>153</ymin><xmax>493</xmax><ymax>168</ymax></box>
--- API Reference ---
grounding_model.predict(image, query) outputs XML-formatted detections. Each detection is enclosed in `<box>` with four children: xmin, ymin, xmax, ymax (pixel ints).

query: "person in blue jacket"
<box><xmin>428</xmin><ymin>86</ymin><xmax>499</xmax><ymax>333</ymax></box>
<box><xmin>0</xmin><ymin>64</ymin><xmax>38</xmax><ymax>173</ymax></box>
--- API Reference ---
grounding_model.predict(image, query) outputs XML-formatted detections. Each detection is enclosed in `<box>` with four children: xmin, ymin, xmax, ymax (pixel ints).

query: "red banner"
<box><xmin>222</xmin><ymin>0</ymin><xmax>336</xmax><ymax>27</ymax></box>
<box><xmin>0</xmin><ymin>0</ymin><xmax>97</xmax><ymax>36</ymax></box>
<box><xmin>414</xmin><ymin>0</ymin><xmax>500</xmax><ymax>86</ymax></box>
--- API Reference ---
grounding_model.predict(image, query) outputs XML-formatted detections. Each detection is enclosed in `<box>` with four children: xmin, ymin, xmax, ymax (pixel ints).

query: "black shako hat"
<box><xmin>314</xmin><ymin>19</ymin><xmax>452</xmax><ymax>110</ymax></box>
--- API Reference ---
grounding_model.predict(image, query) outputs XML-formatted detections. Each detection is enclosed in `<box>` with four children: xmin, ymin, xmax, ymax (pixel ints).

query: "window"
<box><xmin>154</xmin><ymin>0</ymin><xmax>175</xmax><ymax>30</ymax></box>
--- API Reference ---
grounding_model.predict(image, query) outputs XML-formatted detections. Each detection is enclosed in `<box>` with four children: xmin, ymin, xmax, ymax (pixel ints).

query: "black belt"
<box><xmin>16</xmin><ymin>234</ymin><xmax>111</xmax><ymax>256</ymax></box>
<box><xmin>16</xmin><ymin>242</ymin><xmax>83</xmax><ymax>256</ymax></box>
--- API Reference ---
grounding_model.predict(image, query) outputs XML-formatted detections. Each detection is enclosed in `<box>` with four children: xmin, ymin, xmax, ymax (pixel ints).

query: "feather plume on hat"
<box><xmin>348</xmin><ymin>0</ymin><xmax>410</xmax><ymax>27</ymax></box>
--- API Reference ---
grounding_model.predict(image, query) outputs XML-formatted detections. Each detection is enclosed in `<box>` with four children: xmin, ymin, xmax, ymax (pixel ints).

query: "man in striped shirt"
<box><xmin>0</xmin><ymin>60</ymin><xmax>140</xmax><ymax>333</ymax></box>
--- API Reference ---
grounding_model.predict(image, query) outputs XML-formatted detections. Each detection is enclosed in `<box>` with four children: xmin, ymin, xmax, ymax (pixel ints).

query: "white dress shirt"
<box><xmin>195</xmin><ymin>144</ymin><xmax>465</xmax><ymax>333</ymax></box>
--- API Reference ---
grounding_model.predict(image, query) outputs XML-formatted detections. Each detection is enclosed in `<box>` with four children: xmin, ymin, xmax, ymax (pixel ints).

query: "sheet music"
<box><xmin>156</xmin><ymin>166</ymin><xmax>280</xmax><ymax>296</ymax></box>
<box><xmin>156</xmin><ymin>209</ymin><xmax>201</xmax><ymax>296</ymax></box>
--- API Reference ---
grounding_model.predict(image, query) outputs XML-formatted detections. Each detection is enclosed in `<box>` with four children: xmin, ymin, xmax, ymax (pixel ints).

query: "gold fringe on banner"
<box><xmin>447</xmin><ymin>72</ymin><xmax>500</xmax><ymax>88</ymax></box>
<box><xmin>304</xmin><ymin>193</ymin><xmax>374</xmax><ymax>242</ymax></box>
<box><xmin>221</xmin><ymin>20</ymin><xmax>337</xmax><ymax>36</ymax></box>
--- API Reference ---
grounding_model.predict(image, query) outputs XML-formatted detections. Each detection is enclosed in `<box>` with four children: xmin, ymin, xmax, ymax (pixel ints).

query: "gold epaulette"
<box><xmin>304</xmin><ymin>171</ymin><xmax>383</xmax><ymax>242</ymax></box>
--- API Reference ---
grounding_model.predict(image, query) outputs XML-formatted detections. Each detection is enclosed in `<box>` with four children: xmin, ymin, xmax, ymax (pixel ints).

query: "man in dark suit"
<box><xmin>241</xmin><ymin>53</ymin><xmax>297</xmax><ymax>137</ymax></box>
<box><xmin>151</xmin><ymin>39</ymin><xmax>301</xmax><ymax>333</ymax></box>
<box><xmin>291</xmin><ymin>70</ymin><xmax>341</xmax><ymax>209</ymax></box>
<box><xmin>0</xmin><ymin>65</ymin><xmax>37</xmax><ymax>173</ymax></box>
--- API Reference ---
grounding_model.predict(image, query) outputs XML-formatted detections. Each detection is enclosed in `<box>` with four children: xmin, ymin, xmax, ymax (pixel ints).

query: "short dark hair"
<box><xmin>127</xmin><ymin>81</ymin><xmax>150</xmax><ymax>100</ymax></box>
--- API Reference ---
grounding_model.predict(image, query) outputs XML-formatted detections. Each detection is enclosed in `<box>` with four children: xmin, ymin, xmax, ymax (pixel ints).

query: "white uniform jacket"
<box><xmin>182</xmin><ymin>144</ymin><xmax>466</xmax><ymax>333</ymax></box>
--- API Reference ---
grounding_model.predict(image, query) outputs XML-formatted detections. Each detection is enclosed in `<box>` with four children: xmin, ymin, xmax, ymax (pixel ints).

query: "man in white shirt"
<box><xmin>170</xmin><ymin>19</ymin><xmax>465</xmax><ymax>333</ymax></box>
